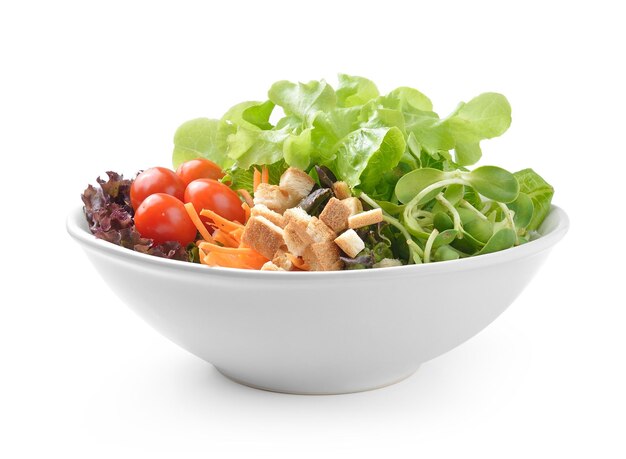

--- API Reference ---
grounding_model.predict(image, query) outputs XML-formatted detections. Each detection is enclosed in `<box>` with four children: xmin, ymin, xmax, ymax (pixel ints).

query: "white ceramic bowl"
<box><xmin>67</xmin><ymin>205</ymin><xmax>568</xmax><ymax>394</ymax></box>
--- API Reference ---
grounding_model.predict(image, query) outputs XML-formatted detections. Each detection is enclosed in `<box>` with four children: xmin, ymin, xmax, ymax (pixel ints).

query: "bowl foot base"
<box><xmin>214</xmin><ymin>367</ymin><xmax>419</xmax><ymax>395</ymax></box>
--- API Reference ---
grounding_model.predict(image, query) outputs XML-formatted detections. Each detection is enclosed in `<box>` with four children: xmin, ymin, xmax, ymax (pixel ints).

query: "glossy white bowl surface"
<box><xmin>67</xmin><ymin>206</ymin><xmax>568</xmax><ymax>394</ymax></box>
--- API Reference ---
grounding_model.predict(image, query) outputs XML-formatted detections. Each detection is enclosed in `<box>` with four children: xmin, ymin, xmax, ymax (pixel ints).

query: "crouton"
<box><xmin>348</xmin><ymin>208</ymin><xmax>384</xmax><ymax>229</ymax></box>
<box><xmin>334</xmin><ymin>229</ymin><xmax>365</xmax><ymax>258</ymax></box>
<box><xmin>240</xmin><ymin>215</ymin><xmax>285</xmax><ymax>259</ymax></box>
<box><xmin>307</xmin><ymin>217</ymin><xmax>336</xmax><ymax>243</ymax></box>
<box><xmin>282</xmin><ymin>206</ymin><xmax>336</xmax><ymax>256</ymax></box>
<box><xmin>272</xmin><ymin>247</ymin><xmax>295</xmax><ymax>271</ymax></box>
<box><xmin>261</xmin><ymin>261</ymin><xmax>285</xmax><ymax>271</ymax></box>
<box><xmin>303</xmin><ymin>242</ymin><xmax>343</xmax><ymax>271</ymax></box>
<box><xmin>283</xmin><ymin>208</ymin><xmax>314</xmax><ymax>256</ymax></box>
<box><xmin>319</xmin><ymin>197</ymin><xmax>351</xmax><ymax>233</ymax></box>
<box><xmin>250</xmin><ymin>203</ymin><xmax>286</xmax><ymax>228</ymax></box>
<box><xmin>283</xmin><ymin>223</ymin><xmax>309</xmax><ymax>256</ymax></box>
<box><xmin>332</xmin><ymin>181</ymin><xmax>352</xmax><ymax>200</ymax></box>
<box><xmin>279</xmin><ymin>167</ymin><xmax>315</xmax><ymax>202</ymax></box>
<box><xmin>283</xmin><ymin>206</ymin><xmax>312</xmax><ymax>226</ymax></box>
<box><xmin>253</xmin><ymin>184</ymin><xmax>291</xmax><ymax>214</ymax></box>
<box><xmin>373</xmin><ymin>258</ymin><xmax>403</xmax><ymax>269</ymax></box>
<box><xmin>341</xmin><ymin>197</ymin><xmax>363</xmax><ymax>216</ymax></box>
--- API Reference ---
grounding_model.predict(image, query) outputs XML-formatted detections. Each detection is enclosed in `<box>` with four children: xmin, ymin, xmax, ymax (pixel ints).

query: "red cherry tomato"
<box><xmin>130</xmin><ymin>167</ymin><xmax>186</xmax><ymax>210</ymax></box>
<box><xmin>134</xmin><ymin>193</ymin><xmax>197</xmax><ymax>245</ymax></box>
<box><xmin>176</xmin><ymin>158</ymin><xmax>225</xmax><ymax>186</ymax></box>
<box><xmin>184</xmin><ymin>179</ymin><xmax>245</xmax><ymax>224</ymax></box>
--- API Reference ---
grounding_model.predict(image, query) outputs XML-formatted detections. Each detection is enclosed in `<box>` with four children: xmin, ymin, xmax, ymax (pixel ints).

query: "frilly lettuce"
<box><xmin>172</xmin><ymin>75</ymin><xmax>513</xmax><ymax>200</ymax></box>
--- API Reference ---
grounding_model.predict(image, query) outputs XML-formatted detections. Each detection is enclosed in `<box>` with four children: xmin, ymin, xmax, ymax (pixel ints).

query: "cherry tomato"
<box><xmin>134</xmin><ymin>193</ymin><xmax>197</xmax><ymax>245</ymax></box>
<box><xmin>184</xmin><ymin>179</ymin><xmax>245</xmax><ymax>224</ymax></box>
<box><xmin>130</xmin><ymin>167</ymin><xmax>186</xmax><ymax>210</ymax></box>
<box><xmin>176</xmin><ymin>158</ymin><xmax>225</xmax><ymax>186</ymax></box>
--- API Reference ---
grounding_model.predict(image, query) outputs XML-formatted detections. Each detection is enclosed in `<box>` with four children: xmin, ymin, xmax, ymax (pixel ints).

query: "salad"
<box><xmin>81</xmin><ymin>75</ymin><xmax>554</xmax><ymax>271</ymax></box>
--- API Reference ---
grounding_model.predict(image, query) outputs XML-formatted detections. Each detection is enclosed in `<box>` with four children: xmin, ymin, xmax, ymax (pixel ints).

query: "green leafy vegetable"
<box><xmin>336</xmin><ymin>74</ymin><xmax>379</xmax><ymax>108</ymax></box>
<box><xmin>268</xmin><ymin>79</ymin><xmax>336</xmax><ymax>123</ymax></box>
<box><xmin>514</xmin><ymin>169</ymin><xmax>554</xmax><ymax>231</ymax></box>
<box><xmin>334</xmin><ymin>127</ymin><xmax>405</xmax><ymax>195</ymax></box>
<box><xmin>170</xmin><ymin>75</ymin><xmax>555</xmax><ymax>266</ymax></box>
<box><xmin>173</xmin><ymin>118</ymin><xmax>234</xmax><ymax>169</ymax></box>
<box><xmin>283</xmin><ymin>128</ymin><xmax>312</xmax><ymax>170</ymax></box>
<box><xmin>466</xmin><ymin>166</ymin><xmax>519</xmax><ymax>203</ymax></box>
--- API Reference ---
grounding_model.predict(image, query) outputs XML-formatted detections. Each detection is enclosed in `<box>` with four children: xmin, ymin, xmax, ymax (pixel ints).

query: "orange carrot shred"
<box><xmin>212</xmin><ymin>229</ymin><xmax>240</xmax><ymax>248</ymax></box>
<box><xmin>238</xmin><ymin>189</ymin><xmax>254</xmax><ymax>208</ymax></box>
<box><xmin>253</xmin><ymin>168</ymin><xmax>261</xmax><ymax>192</ymax></box>
<box><xmin>197</xmin><ymin>242</ymin><xmax>259</xmax><ymax>255</ymax></box>
<box><xmin>287</xmin><ymin>253</ymin><xmax>310</xmax><ymax>271</ymax></box>
<box><xmin>204</xmin><ymin>251</ymin><xmax>264</xmax><ymax>270</ymax></box>
<box><xmin>261</xmin><ymin>165</ymin><xmax>269</xmax><ymax>184</ymax></box>
<box><xmin>241</xmin><ymin>202</ymin><xmax>251</xmax><ymax>223</ymax></box>
<box><xmin>230</xmin><ymin>227</ymin><xmax>244</xmax><ymax>243</ymax></box>
<box><xmin>184</xmin><ymin>202</ymin><xmax>214</xmax><ymax>242</ymax></box>
<box><xmin>199</xmin><ymin>209</ymin><xmax>244</xmax><ymax>232</ymax></box>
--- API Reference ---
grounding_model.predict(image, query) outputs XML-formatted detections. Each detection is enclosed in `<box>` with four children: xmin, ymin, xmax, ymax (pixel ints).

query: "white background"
<box><xmin>1</xmin><ymin>1</ymin><xmax>624</xmax><ymax>457</ymax></box>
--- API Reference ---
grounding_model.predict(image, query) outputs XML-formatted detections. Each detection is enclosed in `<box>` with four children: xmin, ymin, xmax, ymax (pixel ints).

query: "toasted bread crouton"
<box><xmin>283</xmin><ymin>223</ymin><xmax>309</xmax><ymax>256</ymax></box>
<box><xmin>261</xmin><ymin>261</ymin><xmax>285</xmax><ymax>271</ymax></box>
<box><xmin>272</xmin><ymin>247</ymin><xmax>295</xmax><ymax>271</ymax></box>
<box><xmin>341</xmin><ymin>197</ymin><xmax>363</xmax><ymax>216</ymax></box>
<box><xmin>282</xmin><ymin>207</ymin><xmax>336</xmax><ymax>255</ymax></box>
<box><xmin>283</xmin><ymin>206</ymin><xmax>312</xmax><ymax>226</ymax></box>
<box><xmin>332</xmin><ymin>181</ymin><xmax>352</xmax><ymax>200</ymax></box>
<box><xmin>334</xmin><ymin>229</ymin><xmax>365</xmax><ymax>258</ymax></box>
<box><xmin>279</xmin><ymin>167</ymin><xmax>315</xmax><ymax>202</ymax></box>
<box><xmin>319</xmin><ymin>197</ymin><xmax>351</xmax><ymax>233</ymax></box>
<box><xmin>373</xmin><ymin>258</ymin><xmax>403</xmax><ymax>268</ymax></box>
<box><xmin>303</xmin><ymin>242</ymin><xmax>343</xmax><ymax>271</ymax></box>
<box><xmin>253</xmin><ymin>184</ymin><xmax>291</xmax><ymax>214</ymax></box>
<box><xmin>348</xmin><ymin>208</ymin><xmax>384</xmax><ymax>229</ymax></box>
<box><xmin>307</xmin><ymin>217</ymin><xmax>336</xmax><ymax>243</ymax></box>
<box><xmin>250</xmin><ymin>203</ymin><xmax>286</xmax><ymax>228</ymax></box>
<box><xmin>241</xmin><ymin>215</ymin><xmax>285</xmax><ymax>259</ymax></box>
<box><xmin>283</xmin><ymin>208</ymin><xmax>314</xmax><ymax>256</ymax></box>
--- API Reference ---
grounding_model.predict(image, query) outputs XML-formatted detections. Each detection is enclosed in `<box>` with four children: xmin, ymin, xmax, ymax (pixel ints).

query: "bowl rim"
<box><xmin>67</xmin><ymin>204</ymin><xmax>569</xmax><ymax>279</ymax></box>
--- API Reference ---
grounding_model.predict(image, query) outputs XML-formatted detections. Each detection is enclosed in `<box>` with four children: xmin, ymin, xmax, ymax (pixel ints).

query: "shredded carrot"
<box><xmin>198</xmin><ymin>242</ymin><xmax>257</xmax><ymax>255</ymax></box>
<box><xmin>230</xmin><ymin>227</ymin><xmax>244</xmax><ymax>243</ymax></box>
<box><xmin>212</xmin><ymin>229</ymin><xmax>240</xmax><ymax>248</ymax></box>
<box><xmin>253</xmin><ymin>168</ymin><xmax>261</xmax><ymax>192</ymax></box>
<box><xmin>287</xmin><ymin>253</ymin><xmax>310</xmax><ymax>271</ymax></box>
<box><xmin>238</xmin><ymin>189</ymin><xmax>254</xmax><ymax>208</ymax></box>
<box><xmin>241</xmin><ymin>255</ymin><xmax>268</xmax><ymax>270</ymax></box>
<box><xmin>204</xmin><ymin>252</ymin><xmax>247</xmax><ymax>269</ymax></box>
<box><xmin>201</xmin><ymin>244</ymin><xmax>268</xmax><ymax>270</ymax></box>
<box><xmin>199</xmin><ymin>209</ymin><xmax>244</xmax><ymax>232</ymax></box>
<box><xmin>241</xmin><ymin>202</ymin><xmax>251</xmax><ymax>223</ymax></box>
<box><xmin>198</xmin><ymin>247</ymin><xmax>209</xmax><ymax>265</ymax></box>
<box><xmin>261</xmin><ymin>165</ymin><xmax>269</xmax><ymax>184</ymax></box>
<box><xmin>190</xmin><ymin>203</ymin><xmax>275</xmax><ymax>270</ymax></box>
<box><xmin>184</xmin><ymin>202</ymin><xmax>214</xmax><ymax>242</ymax></box>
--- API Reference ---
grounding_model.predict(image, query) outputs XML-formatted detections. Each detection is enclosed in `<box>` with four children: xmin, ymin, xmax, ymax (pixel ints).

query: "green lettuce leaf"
<box><xmin>172</xmin><ymin>118</ymin><xmax>235</xmax><ymax>169</ymax></box>
<box><xmin>226</xmin><ymin>125</ymin><xmax>291</xmax><ymax>169</ymax></box>
<box><xmin>224</xmin><ymin>161</ymin><xmax>289</xmax><ymax>193</ymax></box>
<box><xmin>359</xmin><ymin>102</ymin><xmax>406</xmax><ymax>132</ymax></box>
<box><xmin>334</xmin><ymin>127</ymin><xmax>406</xmax><ymax>198</ymax></box>
<box><xmin>222</xmin><ymin>100</ymin><xmax>275</xmax><ymax>131</ymax></box>
<box><xmin>380</xmin><ymin>87</ymin><xmax>433</xmax><ymax>113</ymax></box>
<box><xmin>268</xmin><ymin>79</ymin><xmax>336</xmax><ymax>123</ymax></box>
<box><xmin>283</xmin><ymin>128</ymin><xmax>313</xmax><ymax>170</ymax></box>
<box><xmin>445</xmin><ymin>92</ymin><xmax>512</xmax><ymax>166</ymax></box>
<box><xmin>454</xmin><ymin>142</ymin><xmax>482</xmax><ymax>167</ymax></box>
<box><xmin>336</xmin><ymin>74</ymin><xmax>379</xmax><ymax>108</ymax></box>
<box><xmin>404</xmin><ymin>111</ymin><xmax>455</xmax><ymax>155</ymax></box>
<box><xmin>514</xmin><ymin>168</ymin><xmax>554</xmax><ymax>231</ymax></box>
<box><xmin>310</xmin><ymin>106</ymin><xmax>362</xmax><ymax>164</ymax></box>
